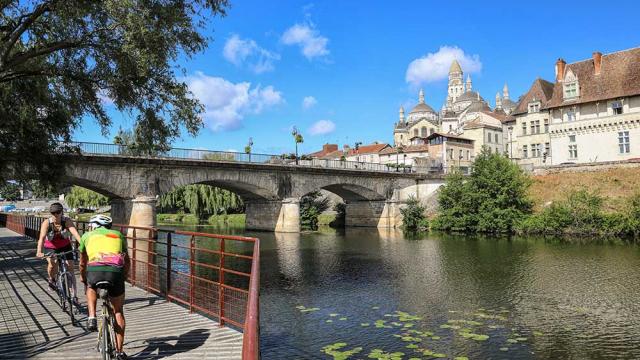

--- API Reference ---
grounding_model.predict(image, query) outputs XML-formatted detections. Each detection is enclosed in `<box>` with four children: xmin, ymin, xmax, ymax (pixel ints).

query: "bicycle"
<box><xmin>45</xmin><ymin>249</ymin><xmax>79</xmax><ymax>325</ymax></box>
<box><xmin>96</xmin><ymin>281</ymin><xmax>118</xmax><ymax>360</ymax></box>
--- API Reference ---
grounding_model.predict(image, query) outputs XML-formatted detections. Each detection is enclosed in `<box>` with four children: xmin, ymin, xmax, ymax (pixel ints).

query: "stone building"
<box><xmin>509</xmin><ymin>78</ymin><xmax>555</xmax><ymax>168</ymax></box>
<box><xmin>546</xmin><ymin>48</ymin><xmax>640</xmax><ymax>165</ymax></box>
<box><xmin>426</xmin><ymin>132</ymin><xmax>474</xmax><ymax>174</ymax></box>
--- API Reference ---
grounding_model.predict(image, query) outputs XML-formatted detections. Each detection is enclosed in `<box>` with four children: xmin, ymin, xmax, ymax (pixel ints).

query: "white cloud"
<box><xmin>281</xmin><ymin>23</ymin><xmax>329</xmax><ymax>60</ymax></box>
<box><xmin>405</xmin><ymin>45</ymin><xmax>482</xmax><ymax>86</ymax></box>
<box><xmin>223</xmin><ymin>34</ymin><xmax>280</xmax><ymax>74</ymax></box>
<box><xmin>186</xmin><ymin>72</ymin><xmax>284</xmax><ymax>132</ymax></box>
<box><xmin>308</xmin><ymin>119</ymin><xmax>335</xmax><ymax>135</ymax></box>
<box><xmin>302</xmin><ymin>96</ymin><xmax>317</xmax><ymax>109</ymax></box>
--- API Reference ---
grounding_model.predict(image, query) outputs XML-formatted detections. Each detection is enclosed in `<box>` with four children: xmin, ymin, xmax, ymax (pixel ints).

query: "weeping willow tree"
<box><xmin>159</xmin><ymin>184</ymin><xmax>243</xmax><ymax>220</ymax></box>
<box><xmin>65</xmin><ymin>186</ymin><xmax>109</xmax><ymax>209</ymax></box>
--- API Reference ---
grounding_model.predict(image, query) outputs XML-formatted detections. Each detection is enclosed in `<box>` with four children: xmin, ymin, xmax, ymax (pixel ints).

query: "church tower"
<box><xmin>503</xmin><ymin>83</ymin><xmax>510</xmax><ymax>100</ymax></box>
<box><xmin>447</xmin><ymin>60</ymin><xmax>464</xmax><ymax>105</ymax></box>
<box><xmin>466</xmin><ymin>75</ymin><xmax>472</xmax><ymax>92</ymax></box>
<box><xmin>398</xmin><ymin>105</ymin><xmax>405</xmax><ymax>123</ymax></box>
<box><xmin>495</xmin><ymin>92</ymin><xmax>503</xmax><ymax>110</ymax></box>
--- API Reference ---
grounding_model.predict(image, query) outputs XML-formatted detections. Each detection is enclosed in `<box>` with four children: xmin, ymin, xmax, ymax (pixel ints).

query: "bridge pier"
<box><xmin>245</xmin><ymin>198</ymin><xmax>300</xmax><ymax>233</ymax></box>
<box><xmin>345</xmin><ymin>200</ymin><xmax>404</xmax><ymax>229</ymax></box>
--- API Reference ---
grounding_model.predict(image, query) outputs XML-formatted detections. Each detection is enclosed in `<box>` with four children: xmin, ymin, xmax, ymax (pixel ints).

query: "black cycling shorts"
<box><xmin>87</xmin><ymin>270</ymin><xmax>125</xmax><ymax>297</ymax></box>
<box><xmin>45</xmin><ymin>244</ymin><xmax>74</xmax><ymax>261</ymax></box>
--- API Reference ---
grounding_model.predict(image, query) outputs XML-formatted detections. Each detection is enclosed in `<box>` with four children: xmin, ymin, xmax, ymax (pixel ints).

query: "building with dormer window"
<box><xmin>545</xmin><ymin>48</ymin><xmax>640</xmax><ymax>164</ymax></box>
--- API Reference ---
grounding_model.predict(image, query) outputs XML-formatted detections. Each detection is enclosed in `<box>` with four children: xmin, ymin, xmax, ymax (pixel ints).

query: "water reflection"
<box><xmin>165</xmin><ymin>224</ymin><xmax>640</xmax><ymax>359</ymax></box>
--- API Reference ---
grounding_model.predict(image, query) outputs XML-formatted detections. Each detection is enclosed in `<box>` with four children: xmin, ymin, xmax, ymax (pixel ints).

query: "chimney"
<box><xmin>593</xmin><ymin>51</ymin><xmax>602</xmax><ymax>75</ymax></box>
<box><xmin>555</xmin><ymin>58</ymin><xmax>566</xmax><ymax>81</ymax></box>
<box><xmin>323</xmin><ymin>144</ymin><xmax>338</xmax><ymax>154</ymax></box>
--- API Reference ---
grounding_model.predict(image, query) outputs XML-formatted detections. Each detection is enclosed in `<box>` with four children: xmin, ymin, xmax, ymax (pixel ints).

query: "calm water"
<box><xmin>166</xmin><ymin>224</ymin><xmax>640</xmax><ymax>360</ymax></box>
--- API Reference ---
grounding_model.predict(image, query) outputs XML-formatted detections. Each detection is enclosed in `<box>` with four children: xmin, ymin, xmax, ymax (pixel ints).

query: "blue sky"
<box><xmin>73</xmin><ymin>0</ymin><xmax>640</xmax><ymax>155</ymax></box>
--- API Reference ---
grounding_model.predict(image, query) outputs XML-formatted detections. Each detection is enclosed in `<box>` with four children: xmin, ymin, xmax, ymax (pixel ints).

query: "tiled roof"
<box><xmin>380</xmin><ymin>145</ymin><xmax>429</xmax><ymax>155</ymax></box>
<box><xmin>480</xmin><ymin>110</ymin><xmax>510</xmax><ymax>123</ymax></box>
<box><xmin>463</xmin><ymin>117</ymin><xmax>502</xmax><ymax>131</ymax></box>
<box><xmin>426</xmin><ymin>132</ymin><xmax>474</xmax><ymax>142</ymax></box>
<box><xmin>512</xmin><ymin>78</ymin><xmax>555</xmax><ymax>115</ymax></box>
<box><xmin>545</xmin><ymin>47</ymin><xmax>640</xmax><ymax>109</ymax></box>
<box><xmin>347</xmin><ymin>143</ymin><xmax>390</xmax><ymax>155</ymax></box>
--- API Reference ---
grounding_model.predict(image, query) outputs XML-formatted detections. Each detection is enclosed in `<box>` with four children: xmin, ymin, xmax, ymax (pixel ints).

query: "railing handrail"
<box><xmin>0</xmin><ymin>213</ymin><xmax>261</xmax><ymax>360</ymax></box>
<box><xmin>58</xmin><ymin>141</ymin><xmax>400</xmax><ymax>173</ymax></box>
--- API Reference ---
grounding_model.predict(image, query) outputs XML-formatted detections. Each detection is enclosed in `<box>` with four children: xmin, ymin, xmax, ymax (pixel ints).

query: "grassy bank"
<box><xmin>530</xmin><ymin>167</ymin><xmax>640</xmax><ymax>212</ymax></box>
<box><xmin>157</xmin><ymin>213</ymin><xmax>245</xmax><ymax>226</ymax></box>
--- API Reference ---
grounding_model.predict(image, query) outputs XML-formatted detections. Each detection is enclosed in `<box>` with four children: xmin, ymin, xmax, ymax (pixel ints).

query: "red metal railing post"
<box><xmin>148</xmin><ymin>229</ymin><xmax>155</xmax><ymax>292</ymax></box>
<box><xmin>166</xmin><ymin>232</ymin><xmax>172</xmax><ymax>301</ymax></box>
<box><xmin>218</xmin><ymin>238</ymin><xmax>225</xmax><ymax>326</ymax></box>
<box><xmin>189</xmin><ymin>234</ymin><xmax>195</xmax><ymax>313</ymax></box>
<box><xmin>132</xmin><ymin>228</ymin><xmax>137</xmax><ymax>285</ymax></box>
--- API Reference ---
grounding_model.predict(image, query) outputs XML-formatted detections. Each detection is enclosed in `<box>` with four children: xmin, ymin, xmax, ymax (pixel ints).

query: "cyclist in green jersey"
<box><xmin>79</xmin><ymin>215</ymin><xmax>130</xmax><ymax>360</ymax></box>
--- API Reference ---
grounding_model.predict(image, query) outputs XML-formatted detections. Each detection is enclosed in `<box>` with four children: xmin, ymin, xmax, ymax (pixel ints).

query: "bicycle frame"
<box><xmin>97</xmin><ymin>289</ymin><xmax>117</xmax><ymax>360</ymax></box>
<box><xmin>46</xmin><ymin>250</ymin><xmax>77</xmax><ymax>324</ymax></box>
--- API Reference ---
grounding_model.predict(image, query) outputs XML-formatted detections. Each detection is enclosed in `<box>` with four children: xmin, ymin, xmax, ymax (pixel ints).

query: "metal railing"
<box><xmin>59</xmin><ymin>141</ymin><xmax>398</xmax><ymax>173</ymax></box>
<box><xmin>0</xmin><ymin>213</ymin><xmax>260</xmax><ymax>360</ymax></box>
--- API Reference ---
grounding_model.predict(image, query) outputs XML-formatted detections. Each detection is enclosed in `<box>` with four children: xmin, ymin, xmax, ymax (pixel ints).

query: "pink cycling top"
<box><xmin>43</xmin><ymin>216</ymin><xmax>72</xmax><ymax>249</ymax></box>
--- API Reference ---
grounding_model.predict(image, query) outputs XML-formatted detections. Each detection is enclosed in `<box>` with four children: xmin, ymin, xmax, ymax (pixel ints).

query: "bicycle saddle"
<box><xmin>95</xmin><ymin>280</ymin><xmax>113</xmax><ymax>289</ymax></box>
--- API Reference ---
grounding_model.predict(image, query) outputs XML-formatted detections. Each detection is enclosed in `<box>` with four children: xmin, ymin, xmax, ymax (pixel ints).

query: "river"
<box><xmin>163</xmin><ymin>224</ymin><xmax>640</xmax><ymax>359</ymax></box>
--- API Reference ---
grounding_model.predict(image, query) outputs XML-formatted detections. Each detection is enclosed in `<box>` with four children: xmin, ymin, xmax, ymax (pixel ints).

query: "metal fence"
<box><xmin>60</xmin><ymin>141</ymin><xmax>399</xmax><ymax>173</ymax></box>
<box><xmin>0</xmin><ymin>213</ymin><xmax>261</xmax><ymax>360</ymax></box>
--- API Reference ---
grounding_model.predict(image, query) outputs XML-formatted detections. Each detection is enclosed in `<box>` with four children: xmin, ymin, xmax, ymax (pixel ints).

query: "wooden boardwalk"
<box><xmin>0</xmin><ymin>228</ymin><xmax>243</xmax><ymax>359</ymax></box>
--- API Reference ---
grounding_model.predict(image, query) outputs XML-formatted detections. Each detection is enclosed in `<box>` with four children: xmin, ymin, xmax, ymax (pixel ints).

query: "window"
<box><xmin>545</xmin><ymin>142</ymin><xmax>551</xmax><ymax>157</ymax></box>
<box><xmin>414</xmin><ymin>129</ymin><xmax>419</xmax><ymax>137</ymax></box>
<box><xmin>528</xmin><ymin>102</ymin><xmax>540</xmax><ymax>113</ymax></box>
<box><xmin>612</xmin><ymin>101</ymin><xmax>623</xmax><ymax>115</ymax></box>
<box><xmin>567</xmin><ymin>110</ymin><xmax>576</xmax><ymax>122</ymax></box>
<box><xmin>544</xmin><ymin>119</ymin><xmax>549</xmax><ymax>133</ymax></box>
<box><xmin>523</xmin><ymin>145</ymin><xmax>528</xmax><ymax>158</ymax></box>
<box><xmin>564</xmin><ymin>82</ymin><xmax>578</xmax><ymax>98</ymax></box>
<box><xmin>522</xmin><ymin>122</ymin><xmax>527</xmax><ymax>135</ymax></box>
<box><xmin>619</xmin><ymin>131</ymin><xmax>630</xmax><ymax>153</ymax></box>
<box><xmin>430</xmin><ymin>128</ymin><xmax>435</xmax><ymax>135</ymax></box>
<box><xmin>530</xmin><ymin>122</ymin><xmax>535</xmax><ymax>134</ymax></box>
<box><xmin>534</xmin><ymin>120</ymin><xmax>540</xmax><ymax>134</ymax></box>
<box><xmin>569</xmin><ymin>145</ymin><xmax>578</xmax><ymax>159</ymax></box>
<box><xmin>569</xmin><ymin>135</ymin><xmax>576</xmax><ymax>142</ymax></box>
<box><xmin>487</xmin><ymin>133</ymin><xmax>492</xmax><ymax>143</ymax></box>
<box><xmin>531</xmin><ymin>144</ymin><xmax>541</xmax><ymax>158</ymax></box>
<box><xmin>421</xmin><ymin>127</ymin><xmax>427</xmax><ymax>137</ymax></box>
<box><xmin>466</xmin><ymin>150</ymin><xmax>470</xmax><ymax>160</ymax></box>
<box><xmin>449</xmin><ymin>124</ymin><xmax>453</xmax><ymax>132</ymax></box>
<box><xmin>495</xmin><ymin>133</ymin><xmax>499</xmax><ymax>143</ymax></box>
<box><xmin>459</xmin><ymin>150</ymin><xmax>463</xmax><ymax>160</ymax></box>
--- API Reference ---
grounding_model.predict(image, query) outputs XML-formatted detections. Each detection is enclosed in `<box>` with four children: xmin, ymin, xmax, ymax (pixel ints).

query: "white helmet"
<box><xmin>89</xmin><ymin>214</ymin><xmax>113</xmax><ymax>230</ymax></box>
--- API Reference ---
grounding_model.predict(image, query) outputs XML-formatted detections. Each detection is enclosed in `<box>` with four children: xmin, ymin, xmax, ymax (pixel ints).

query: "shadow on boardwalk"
<box><xmin>0</xmin><ymin>228</ymin><xmax>242</xmax><ymax>359</ymax></box>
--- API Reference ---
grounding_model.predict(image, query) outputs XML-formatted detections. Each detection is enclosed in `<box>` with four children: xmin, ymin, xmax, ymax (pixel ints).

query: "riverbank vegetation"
<box><xmin>422</xmin><ymin>148</ymin><xmax>640</xmax><ymax>239</ymax></box>
<box><xmin>157</xmin><ymin>213</ymin><xmax>245</xmax><ymax>226</ymax></box>
<box><xmin>65</xmin><ymin>186</ymin><xmax>109</xmax><ymax>209</ymax></box>
<box><xmin>431</xmin><ymin>148</ymin><xmax>533</xmax><ymax>233</ymax></box>
<box><xmin>158</xmin><ymin>184</ymin><xmax>243</xmax><ymax>221</ymax></box>
<box><xmin>400</xmin><ymin>197</ymin><xmax>429</xmax><ymax>232</ymax></box>
<box><xmin>300</xmin><ymin>191</ymin><xmax>330</xmax><ymax>231</ymax></box>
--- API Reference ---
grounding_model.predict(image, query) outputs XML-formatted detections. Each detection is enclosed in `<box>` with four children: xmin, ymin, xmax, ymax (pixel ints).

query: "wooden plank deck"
<box><xmin>0</xmin><ymin>228</ymin><xmax>243</xmax><ymax>359</ymax></box>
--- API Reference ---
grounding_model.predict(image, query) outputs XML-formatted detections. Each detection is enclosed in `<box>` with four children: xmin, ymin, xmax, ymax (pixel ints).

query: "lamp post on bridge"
<box><xmin>292</xmin><ymin>127</ymin><xmax>304</xmax><ymax>165</ymax></box>
<box><xmin>245</xmin><ymin>137</ymin><xmax>253</xmax><ymax>162</ymax></box>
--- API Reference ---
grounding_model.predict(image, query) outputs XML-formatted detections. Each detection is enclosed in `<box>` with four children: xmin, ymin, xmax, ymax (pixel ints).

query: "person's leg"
<box><xmin>46</xmin><ymin>258</ymin><xmax>56</xmax><ymax>282</ymax></box>
<box><xmin>86</xmin><ymin>286</ymin><xmax>97</xmax><ymax>318</ymax></box>
<box><xmin>110</xmin><ymin>294</ymin><xmax>126</xmax><ymax>353</ymax></box>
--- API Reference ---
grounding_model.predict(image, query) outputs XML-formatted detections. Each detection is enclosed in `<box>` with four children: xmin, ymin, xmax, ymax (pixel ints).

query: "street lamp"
<box><xmin>396</xmin><ymin>146</ymin><xmax>404</xmax><ymax>172</ymax></box>
<box><xmin>245</xmin><ymin>137</ymin><xmax>253</xmax><ymax>162</ymax></box>
<box><xmin>292</xmin><ymin>127</ymin><xmax>303</xmax><ymax>165</ymax></box>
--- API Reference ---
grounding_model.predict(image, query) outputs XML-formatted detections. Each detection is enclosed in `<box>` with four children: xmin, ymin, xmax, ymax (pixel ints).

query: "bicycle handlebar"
<box><xmin>44</xmin><ymin>249</ymin><xmax>77</xmax><ymax>258</ymax></box>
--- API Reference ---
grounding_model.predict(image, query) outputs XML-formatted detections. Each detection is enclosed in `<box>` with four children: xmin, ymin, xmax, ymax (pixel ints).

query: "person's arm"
<box><xmin>122</xmin><ymin>234</ymin><xmax>131</xmax><ymax>279</ymax></box>
<box><xmin>65</xmin><ymin>218</ymin><xmax>82</xmax><ymax>246</ymax></box>
<box><xmin>79</xmin><ymin>252</ymin><xmax>88</xmax><ymax>284</ymax></box>
<box><xmin>78</xmin><ymin>233</ymin><xmax>88</xmax><ymax>283</ymax></box>
<box><xmin>36</xmin><ymin>220</ymin><xmax>48</xmax><ymax>258</ymax></box>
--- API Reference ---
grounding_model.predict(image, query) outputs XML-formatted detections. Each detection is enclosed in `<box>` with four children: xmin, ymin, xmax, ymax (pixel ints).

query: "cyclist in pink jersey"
<box><xmin>36</xmin><ymin>203</ymin><xmax>82</xmax><ymax>303</ymax></box>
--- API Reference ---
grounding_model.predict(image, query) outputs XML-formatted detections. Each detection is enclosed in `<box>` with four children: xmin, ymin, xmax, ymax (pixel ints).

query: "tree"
<box><xmin>299</xmin><ymin>191</ymin><xmax>329</xmax><ymax>231</ymax></box>
<box><xmin>159</xmin><ymin>184</ymin><xmax>243</xmax><ymax>220</ymax></box>
<box><xmin>29</xmin><ymin>180</ymin><xmax>57</xmax><ymax>199</ymax></box>
<box><xmin>0</xmin><ymin>1</ymin><xmax>230</xmax><ymax>185</ymax></box>
<box><xmin>0</xmin><ymin>181</ymin><xmax>21</xmax><ymax>201</ymax></box>
<box><xmin>400</xmin><ymin>196</ymin><xmax>428</xmax><ymax>232</ymax></box>
<box><xmin>64</xmin><ymin>186</ymin><xmax>108</xmax><ymax>209</ymax></box>
<box><xmin>432</xmin><ymin>147</ymin><xmax>533</xmax><ymax>233</ymax></box>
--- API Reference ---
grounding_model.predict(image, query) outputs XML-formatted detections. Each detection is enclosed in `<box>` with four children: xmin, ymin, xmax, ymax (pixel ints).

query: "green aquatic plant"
<box><xmin>321</xmin><ymin>343</ymin><xmax>363</xmax><ymax>360</ymax></box>
<box><xmin>367</xmin><ymin>349</ymin><xmax>405</xmax><ymax>360</ymax></box>
<box><xmin>361</xmin><ymin>323</ymin><xmax>370</xmax><ymax>327</ymax></box>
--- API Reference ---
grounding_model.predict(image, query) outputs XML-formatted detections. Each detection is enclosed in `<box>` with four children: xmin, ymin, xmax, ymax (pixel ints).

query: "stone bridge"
<box><xmin>62</xmin><ymin>154</ymin><xmax>445</xmax><ymax>232</ymax></box>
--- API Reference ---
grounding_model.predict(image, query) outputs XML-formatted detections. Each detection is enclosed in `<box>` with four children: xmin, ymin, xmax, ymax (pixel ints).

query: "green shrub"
<box><xmin>300</xmin><ymin>191</ymin><xmax>330</xmax><ymax>231</ymax></box>
<box><xmin>432</xmin><ymin>147</ymin><xmax>532</xmax><ymax>233</ymax></box>
<box><xmin>400</xmin><ymin>196</ymin><xmax>428</xmax><ymax>232</ymax></box>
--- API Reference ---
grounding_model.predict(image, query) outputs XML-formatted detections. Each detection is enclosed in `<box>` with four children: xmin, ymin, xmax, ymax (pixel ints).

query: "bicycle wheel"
<box><xmin>63</xmin><ymin>273</ymin><xmax>75</xmax><ymax>325</ymax></box>
<box><xmin>101</xmin><ymin>313</ymin><xmax>112</xmax><ymax>360</ymax></box>
<box><xmin>108</xmin><ymin>307</ymin><xmax>117</xmax><ymax>358</ymax></box>
<box><xmin>57</xmin><ymin>274</ymin><xmax>66</xmax><ymax>310</ymax></box>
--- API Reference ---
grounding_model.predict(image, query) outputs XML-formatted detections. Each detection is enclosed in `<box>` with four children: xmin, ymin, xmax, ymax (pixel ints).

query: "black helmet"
<box><xmin>49</xmin><ymin>202</ymin><xmax>64</xmax><ymax>214</ymax></box>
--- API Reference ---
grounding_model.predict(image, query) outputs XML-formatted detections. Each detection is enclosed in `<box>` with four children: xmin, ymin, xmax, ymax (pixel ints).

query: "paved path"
<box><xmin>0</xmin><ymin>228</ymin><xmax>243</xmax><ymax>359</ymax></box>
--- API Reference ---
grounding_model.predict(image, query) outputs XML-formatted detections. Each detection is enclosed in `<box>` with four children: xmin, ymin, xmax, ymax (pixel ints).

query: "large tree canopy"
<box><xmin>0</xmin><ymin>0</ymin><xmax>229</xmax><ymax>184</ymax></box>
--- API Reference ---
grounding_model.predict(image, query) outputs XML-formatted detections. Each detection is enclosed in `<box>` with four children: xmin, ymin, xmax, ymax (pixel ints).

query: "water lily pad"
<box><xmin>339</xmin><ymin>317</ymin><xmax>348</xmax><ymax>321</ymax></box>
<box><xmin>406</xmin><ymin>344</ymin><xmax>418</xmax><ymax>349</ymax></box>
<box><xmin>329</xmin><ymin>313</ymin><xmax>339</xmax><ymax>317</ymax></box>
<box><xmin>507</xmin><ymin>339</ymin><xmax>518</xmax><ymax>344</ymax></box>
<box><xmin>533</xmin><ymin>331</ymin><xmax>544</xmax><ymax>336</ymax></box>
<box><xmin>326</xmin><ymin>320</ymin><xmax>333</xmax><ymax>323</ymax></box>
<box><xmin>431</xmin><ymin>336</ymin><xmax>441</xmax><ymax>340</ymax></box>
<box><xmin>361</xmin><ymin>323</ymin><xmax>370</xmax><ymax>327</ymax></box>
<box><xmin>454</xmin><ymin>357</ymin><xmax>470</xmax><ymax>360</ymax></box>
<box><xmin>515</xmin><ymin>337</ymin><xmax>528</xmax><ymax>341</ymax></box>
<box><xmin>500</xmin><ymin>347</ymin><xmax>509</xmax><ymax>351</ymax></box>
<box><xmin>372</xmin><ymin>306</ymin><xmax>380</xmax><ymax>310</ymax></box>
<box><xmin>432</xmin><ymin>353</ymin><xmax>447</xmax><ymax>358</ymax></box>
<box><xmin>472</xmin><ymin>334</ymin><xmax>489</xmax><ymax>341</ymax></box>
<box><xmin>322</xmin><ymin>343</ymin><xmax>362</xmax><ymax>360</ymax></box>
<box><xmin>300</xmin><ymin>307</ymin><xmax>320</xmax><ymax>313</ymax></box>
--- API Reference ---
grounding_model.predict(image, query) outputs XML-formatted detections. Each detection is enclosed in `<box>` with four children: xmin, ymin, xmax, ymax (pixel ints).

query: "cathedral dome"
<box><xmin>467</xmin><ymin>100</ymin><xmax>491</xmax><ymax>113</ymax></box>
<box><xmin>410</xmin><ymin>102</ymin><xmax>436</xmax><ymax>114</ymax></box>
<box><xmin>455</xmin><ymin>91</ymin><xmax>485</xmax><ymax>103</ymax></box>
<box><xmin>449</xmin><ymin>59</ymin><xmax>462</xmax><ymax>74</ymax></box>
